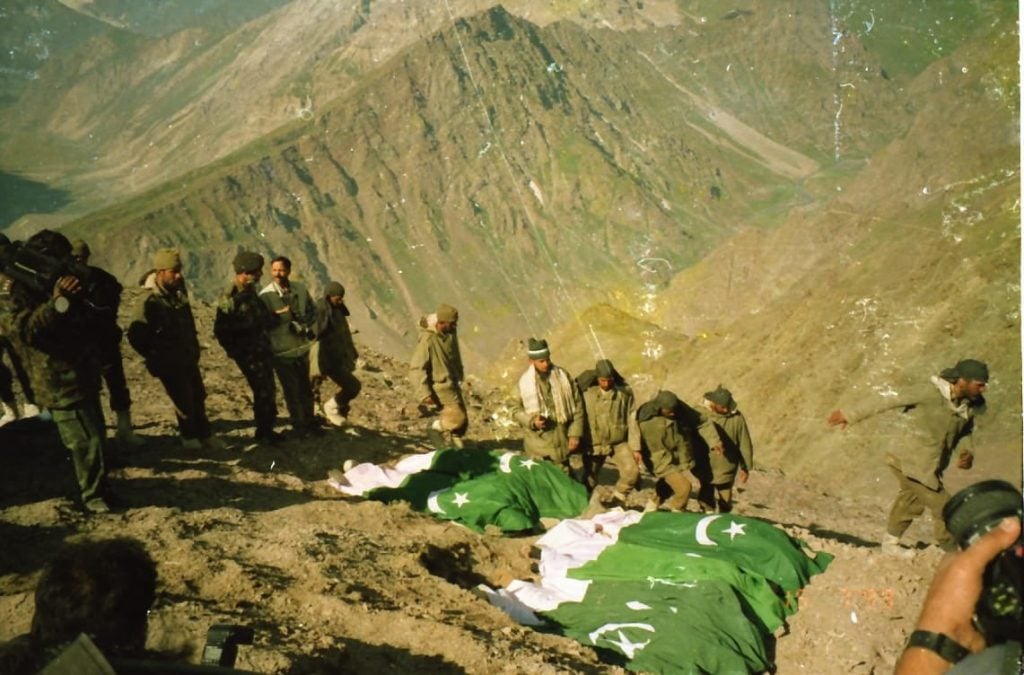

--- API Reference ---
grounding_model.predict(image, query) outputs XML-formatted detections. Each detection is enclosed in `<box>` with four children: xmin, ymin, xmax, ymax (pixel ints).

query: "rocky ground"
<box><xmin>0</xmin><ymin>292</ymin><xmax>997</xmax><ymax>674</ymax></box>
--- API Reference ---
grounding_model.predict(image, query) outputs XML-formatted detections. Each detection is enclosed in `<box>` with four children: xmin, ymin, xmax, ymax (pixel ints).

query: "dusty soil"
<box><xmin>0</xmin><ymin>292</ymin><xmax>995</xmax><ymax>674</ymax></box>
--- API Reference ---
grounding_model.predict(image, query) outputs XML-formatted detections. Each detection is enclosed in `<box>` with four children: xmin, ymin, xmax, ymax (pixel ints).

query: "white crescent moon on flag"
<box><xmin>695</xmin><ymin>514</ymin><xmax>722</xmax><ymax>546</ymax></box>
<box><xmin>499</xmin><ymin>452</ymin><xmax>516</xmax><ymax>474</ymax></box>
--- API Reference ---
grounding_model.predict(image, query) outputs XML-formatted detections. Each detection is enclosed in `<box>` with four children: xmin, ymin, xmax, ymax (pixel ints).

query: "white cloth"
<box><xmin>518</xmin><ymin>365</ymin><xmax>576</xmax><ymax>424</ymax></box>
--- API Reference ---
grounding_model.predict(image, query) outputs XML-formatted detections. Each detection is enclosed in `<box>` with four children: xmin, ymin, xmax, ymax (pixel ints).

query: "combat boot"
<box><xmin>881</xmin><ymin>533</ymin><xmax>915</xmax><ymax>559</ymax></box>
<box><xmin>115</xmin><ymin>409</ymin><xmax>146</xmax><ymax>447</ymax></box>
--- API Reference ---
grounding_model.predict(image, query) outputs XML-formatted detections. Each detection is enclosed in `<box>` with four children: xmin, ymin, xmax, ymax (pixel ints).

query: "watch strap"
<box><xmin>906</xmin><ymin>629</ymin><xmax>970</xmax><ymax>663</ymax></box>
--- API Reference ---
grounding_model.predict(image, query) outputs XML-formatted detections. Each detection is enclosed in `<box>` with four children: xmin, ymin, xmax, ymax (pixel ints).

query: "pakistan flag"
<box><xmin>329</xmin><ymin>449</ymin><xmax>589</xmax><ymax>533</ymax></box>
<box><xmin>492</xmin><ymin>511</ymin><xmax>832</xmax><ymax>674</ymax></box>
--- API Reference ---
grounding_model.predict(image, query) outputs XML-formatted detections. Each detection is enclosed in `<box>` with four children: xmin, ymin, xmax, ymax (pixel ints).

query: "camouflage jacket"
<box><xmin>0</xmin><ymin>273</ymin><xmax>101</xmax><ymax>409</ymax></box>
<box><xmin>214</xmin><ymin>281</ymin><xmax>275</xmax><ymax>360</ymax></box>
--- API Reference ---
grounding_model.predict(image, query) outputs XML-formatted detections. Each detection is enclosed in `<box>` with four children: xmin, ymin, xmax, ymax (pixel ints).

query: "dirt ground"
<box><xmin>0</xmin><ymin>293</ymin><xmax>992</xmax><ymax>674</ymax></box>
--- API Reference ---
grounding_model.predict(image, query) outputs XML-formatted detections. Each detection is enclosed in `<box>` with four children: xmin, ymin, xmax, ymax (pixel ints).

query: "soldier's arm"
<box><xmin>834</xmin><ymin>385</ymin><xmax>931</xmax><ymax>427</ymax></box>
<box><xmin>566</xmin><ymin>377</ymin><xmax>585</xmax><ymax>440</ymax></box>
<box><xmin>626</xmin><ymin>392</ymin><xmax>642</xmax><ymax>453</ymax></box>
<box><xmin>694</xmin><ymin>409</ymin><xmax>723</xmax><ymax>453</ymax></box>
<box><xmin>736</xmin><ymin>414</ymin><xmax>754</xmax><ymax>470</ymax></box>
<box><xmin>126</xmin><ymin>297</ymin><xmax>157</xmax><ymax>359</ymax></box>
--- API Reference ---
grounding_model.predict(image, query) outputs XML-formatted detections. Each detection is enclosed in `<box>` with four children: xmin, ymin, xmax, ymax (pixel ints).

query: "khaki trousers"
<box><xmin>886</xmin><ymin>465</ymin><xmax>952</xmax><ymax>547</ymax></box>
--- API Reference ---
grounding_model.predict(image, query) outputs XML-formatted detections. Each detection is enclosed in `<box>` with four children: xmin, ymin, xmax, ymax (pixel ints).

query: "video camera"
<box><xmin>0</xmin><ymin>239</ymin><xmax>93</xmax><ymax>300</ymax></box>
<box><xmin>943</xmin><ymin>479</ymin><xmax>1024</xmax><ymax>645</ymax></box>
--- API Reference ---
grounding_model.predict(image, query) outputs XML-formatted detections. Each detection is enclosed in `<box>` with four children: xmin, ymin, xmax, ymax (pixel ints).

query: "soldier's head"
<box><xmin>942</xmin><ymin>359</ymin><xmax>989</xmax><ymax>401</ymax></box>
<box><xmin>25</xmin><ymin>229</ymin><xmax>72</xmax><ymax>260</ymax></box>
<box><xmin>325</xmin><ymin>281</ymin><xmax>346</xmax><ymax>308</ymax></box>
<box><xmin>435</xmin><ymin>303</ymin><xmax>458</xmax><ymax>334</ymax></box>
<box><xmin>70</xmin><ymin>239</ymin><xmax>91</xmax><ymax>264</ymax></box>
<box><xmin>153</xmin><ymin>248</ymin><xmax>183</xmax><ymax>291</ymax></box>
<box><xmin>270</xmin><ymin>256</ymin><xmax>292</xmax><ymax>286</ymax></box>
<box><xmin>31</xmin><ymin>537</ymin><xmax>156</xmax><ymax>658</ymax></box>
<box><xmin>704</xmin><ymin>385</ymin><xmax>736</xmax><ymax>414</ymax></box>
<box><xmin>595</xmin><ymin>359</ymin><xmax>616</xmax><ymax>391</ymax></box>
<box><xmin>233</xmin><ymin>251</ymin><xmax>264</xmax><ymax>288</ymax></box>
<box><xmin>653</xmin><ymin>391</ymin><xmax>679</xmax><ymax>418</ymax></box>
<box><xmin>527</xmin><ymin>337</ymin><xmax>552</xmax><ymax>374</ymax></box>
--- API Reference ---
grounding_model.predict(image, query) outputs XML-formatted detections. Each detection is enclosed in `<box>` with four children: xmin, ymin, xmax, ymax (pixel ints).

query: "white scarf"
<box><xmin>519</xmin><ymin>365</ymin><xmax>575</xmax><ymax>424</ymax></box>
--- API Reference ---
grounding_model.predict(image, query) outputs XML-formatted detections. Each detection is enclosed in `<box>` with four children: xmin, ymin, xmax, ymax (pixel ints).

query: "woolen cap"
<box><xmin>944</xmin><ymin>359</ymin><xmax>990</xmax><ymax>383</ymax></box>
<box><xmin>233</xmin><ymin>251</ymin><xmax>264</xmax><ymax>274</ymax></box>
<box><xmin>527</xmin><ymin>337</ymin><xmax>550</xmax><ymax>360</ymax></box>
<box><xmin>653</xmin><ymin>390</ymin><xmax>679</xmax><ymax>411</ymax></box>
<box><xmin>436</xmin><ymin>303</ymin><xmax>458</xmax><ymax>323</ymax></box>
<box><xmin>153</xmin><ymin>248</ymin><xmax>181</xmax><ymax>270</ymax></box>
<box><xmin>705</xmin><ymin>385</ymin><xmax>737</xmax><ymax>411</ymax></box>
<box><xmin>325</xmin><ymin>281</ymin><xmax>345</xmax><ymax>297</ymax></box>
<box><xmin>595</xmin><ymin>359</ymin><xmax>615</xmax><ymax>378</ymax></box>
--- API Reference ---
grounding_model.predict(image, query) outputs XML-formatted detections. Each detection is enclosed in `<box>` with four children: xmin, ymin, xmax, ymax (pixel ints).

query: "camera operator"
<box><xmin>896</xmin><ymin>515</ymin><xmax>1022</xmax><ymax>674</ymax></box>
<box><xmin>0</xmin><ymin>230</ymin><xmax>113</xmax><ymax>513</ymax></box>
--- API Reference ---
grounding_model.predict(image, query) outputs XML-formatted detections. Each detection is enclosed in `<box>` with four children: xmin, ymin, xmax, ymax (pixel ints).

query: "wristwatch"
<box><xmin>906</xmin><ymin>629</ymin><xmax>970</xmax><ymax>663</ymax></box>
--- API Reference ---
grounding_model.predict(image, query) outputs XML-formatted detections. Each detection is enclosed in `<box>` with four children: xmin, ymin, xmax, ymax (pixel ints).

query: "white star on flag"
<box><xmin>724</xmin><ymin>521</ymin><xmax>747</xmax><ymax>540</ymax></box>
<box><xmin>606</xmin><ymin>629</ymin><xmax>652</xmax><ymax>659</ymax></box>
<box><xmin>518</xmin><ymin>458</ymin><xmax>539</xmax><ymax>470</ymax></box>
<box><xmin>452</xmin><ymin>492</ymin><xmax>471</xmax><ymax>507</ymax></box>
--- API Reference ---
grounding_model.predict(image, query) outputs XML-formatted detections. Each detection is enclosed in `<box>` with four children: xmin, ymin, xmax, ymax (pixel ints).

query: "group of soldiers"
<box><xmin>410</xmin><ymin>305</ymin><xmax>755</xmax><ymax>514</ymax></box>
<box><xmin>411</xmin><ymin>301</ymin><xmax>993</xmax><ymax>546</ymax></box>
<box><xmin>0</xmin><ymin>230</ymin><xmax>361</xmax><ymax>514</ymax></box>
<box><xmin>0</xmin><ymin>228</ymin><xmax>994</xmax><ymax>543</ymax></box>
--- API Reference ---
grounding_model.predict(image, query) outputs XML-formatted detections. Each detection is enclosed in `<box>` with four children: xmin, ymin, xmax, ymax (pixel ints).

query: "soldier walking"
<box><xmin>312</xmin><ymin>281</ymin><xmax>361</xmax><ymax>426</ymax></box>
<box><xmin>580</xmin><ymin>359</ymin><xmax>640</xmax><ymax>499</ymax></box>
<box><xmin>409</xmin><ymin>304</ymin><xmax>467</xmax><ymax>448</ymax></box>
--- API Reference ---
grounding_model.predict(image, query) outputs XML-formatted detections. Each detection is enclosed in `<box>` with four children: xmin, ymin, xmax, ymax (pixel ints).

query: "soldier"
<box><xmin>515</xmin><ymin>338</ymin><xmax>586</xmax><ymax>483</ymax></box>
<box><xmin>127</xmin><ymin>249</ymin><xmax>223</xmax><ymax>451</ymax></box>
<box><xmin>828</xmin><ymin>358</ymin><xmax>989</xmax><ymax>557</ymax></box>
<box><xmin>636</xmin><ymin>390</ymin><xmax>720</xmax><ymax>512</ymax></box>
<box><xmin>579</xmin><ymin>359</ymin><xmax>640</xmax><ymax>499</ymax></box>
<box><xmin>0</xmin><ymin>230</ymin><xmax>112</xmax><ymax>513</ymax></box>
<box><xmin>697</xmin><ymin>385</ymin><xmax>754</xmax><ymax>513</ymax></box>
<box><xmin>70</xmin><ymin>239</ymin><xmax>144</xmax><ymax>447</ymax></box>
<box><xmin>214</xmin><ymin>251</ymin><xmax>282</xmax><ymax>444</ymax></box>
<box><xmin>410</xmin><ymin>304</ymin><xmax>468</xmax><ymax>448</ymax></box>
<box><xmin>312</xmin><ymin>281</ymin><xmax>361</xmax><ymax>426</ymax></box>
<box><xmin>1</xmin><ymin>337</ymin><xmax>40</xmax><ymax>426</ymax></box>
<box><xmin>259</xmin><ymin>256</ymin><xmax>320</xmax><ymax>436</ymax></box>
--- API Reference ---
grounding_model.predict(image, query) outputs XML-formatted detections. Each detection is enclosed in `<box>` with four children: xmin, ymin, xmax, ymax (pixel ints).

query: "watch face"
<box><xmin>54</xmin><ymin>296</ymin><xmax>70</xmax><ymax>313</ymax></box>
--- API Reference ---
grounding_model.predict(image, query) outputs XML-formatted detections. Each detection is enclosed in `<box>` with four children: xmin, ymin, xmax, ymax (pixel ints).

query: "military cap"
<box><xmin>705</xmin><ymin>385</ymin><xmax>737</xmax><ymax>411</ymax></box>
<box><xmin>233</xmin><ymin>251</ymin><xmax>264</xmax><ymax>274</ymax></box>
<box><xmin>436</xmin><ymin>303</ymin><xmax>458</xmax><ymax>323</ymax></box>
<box><xmin>153</xmin><ymin>248</ymin><xmax>181</xmax><ymax>270</ymax></box>
<box><xmin>653</xmin><ymin>390</ymin><xmax>679</xmax><ymax>411</ymax></box>
<box><xmin>324</xmin><ymin>281</ymin><xmax>345</xmax><ymax>297</ymax></box>
<box><xmin>70</xmin><ymin>239</ymin><xmax>91</xmax><ymax>258</ymax></box>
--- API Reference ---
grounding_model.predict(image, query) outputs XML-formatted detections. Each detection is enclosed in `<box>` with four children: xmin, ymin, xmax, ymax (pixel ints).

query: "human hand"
<box><xmin>712</xmin><ymin>444</ymin><xmax>724</xmax><ymax>456</ymax></box>
<box><xmin>567</xmin><ymin>436</ymin><xmax>580</xmax><ymax>452</ymax></box>
<box><xmin>896</xmin><ymin>516</ymin><xmax>1022</xmax><ymax>673</ymax></box>
<box><xmin>53</xmin><ymin>275</ymin><xmax>81</xmax><ymax>298</ymax></box>
<box><xmin>532</xmin><ymin>415</ymin><xmax>546</xmax><ymax>430</ymax></box>
<box><xmin>957</xmin><ymin>452</ymin><xmax>974</xmax><ymax>470</ymax></box>
<box><xmin>738</xmin><ymin>469</ymin><xmax>749</xmax><ymax>484</ymax></box>
<box><xmin>826</xmin><ymin>410</ymin><xmax>848</xmax><ymax>428</ymax></box>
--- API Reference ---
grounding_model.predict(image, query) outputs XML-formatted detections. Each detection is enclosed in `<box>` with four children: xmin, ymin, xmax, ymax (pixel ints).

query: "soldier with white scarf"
<box><xmin>515</xmin><ymin>338</ymin><xmax>587</xmax><ymax>485</ymax></box>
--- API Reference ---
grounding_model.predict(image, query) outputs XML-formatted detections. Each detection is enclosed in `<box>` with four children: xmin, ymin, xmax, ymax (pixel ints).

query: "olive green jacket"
<box><xmin>844</xmin><ymin>377</ymin><xmax>982</xmax><ymax>489</ymax></box>
<box><xmin>703</xmin><ymin>407</ymin><xmax>754</xmax><ymax>483</ymax></box>
<box><xmin>409</xmin><ymin>326</ymin><xmax>464</xmax><ymax>401</ymax></box>
<box><xmin>515</xmin><ymin>365</ymin><xmax>585</xmax><ymax>463</ymax></box>
<box><xmin>127</xmin><ymin>283</ymin><xmax>200</xmax><ymax>376</ymax></box>
<box><xmin>582</xmin><ymin>384</ymin><xmax>640</xmax><ymax>455</ymax></box>
<box><xmin>259</xmin><ymin>280</ymin><xmax>315</xmax><ymax>361</ymax></box>
<box><xmin>315</xmin><ymin>298</ymin><xmax>358</xmax><ymax>376</ymax></box>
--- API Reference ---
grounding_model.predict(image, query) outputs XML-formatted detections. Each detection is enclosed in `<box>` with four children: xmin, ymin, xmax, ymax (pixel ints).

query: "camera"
<box><xmin>202</xmin><ymin>623</ymin><xmax>254</xmax><ymax>667</ymax></box>
<box><xmin>942</xmin><ymin>479</ymin><xmax>1023</xmax><ymax>645</ymax></box>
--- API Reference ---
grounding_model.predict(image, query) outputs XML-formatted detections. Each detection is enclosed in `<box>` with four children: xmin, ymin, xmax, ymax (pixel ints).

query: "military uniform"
<box><xmin>843</xmin><ymin>374</ymin><xmax>984</xmax><ymax>548</ymax></box>
<box><xmin>516</xmin><ymin>364</ymin><xmax>585</xmax><ymax>478</ymax></box>
<box><xmin>581</xmin><ymin>364</ymin><xmax>640</xmax><ymax>494</ymax></box>
<box><xmin>215</xmin><ymin>280</ymin><xmax>278</xmax><ymax>439</ymax></box>
<box><xmin>260</xmin><ymin>279</ymin><xmax>316</xmax><ymax>432</ymax></box>
<box><xmin>696</xmin><ymin>389</ymin><xmax>754</xmax><ymax>513</ymax></box>
<box><xmin>313</xmin><ymin>295</ymin><xmax>361</xmax><ymax>417</ymax></box>
<box><xmin>0</xmin><ymin>232</ymin><xmax>109</xmax><ymax>511</ymax></box>
<box><xmin>410</xmin><ymin>315</ymin><xmax>467</xmax><ymax>439</ymax></box>
<box><xmin>127</xmin><ymin>280</ymin><xmax>211</xmax><ymax>442</ymax></box>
